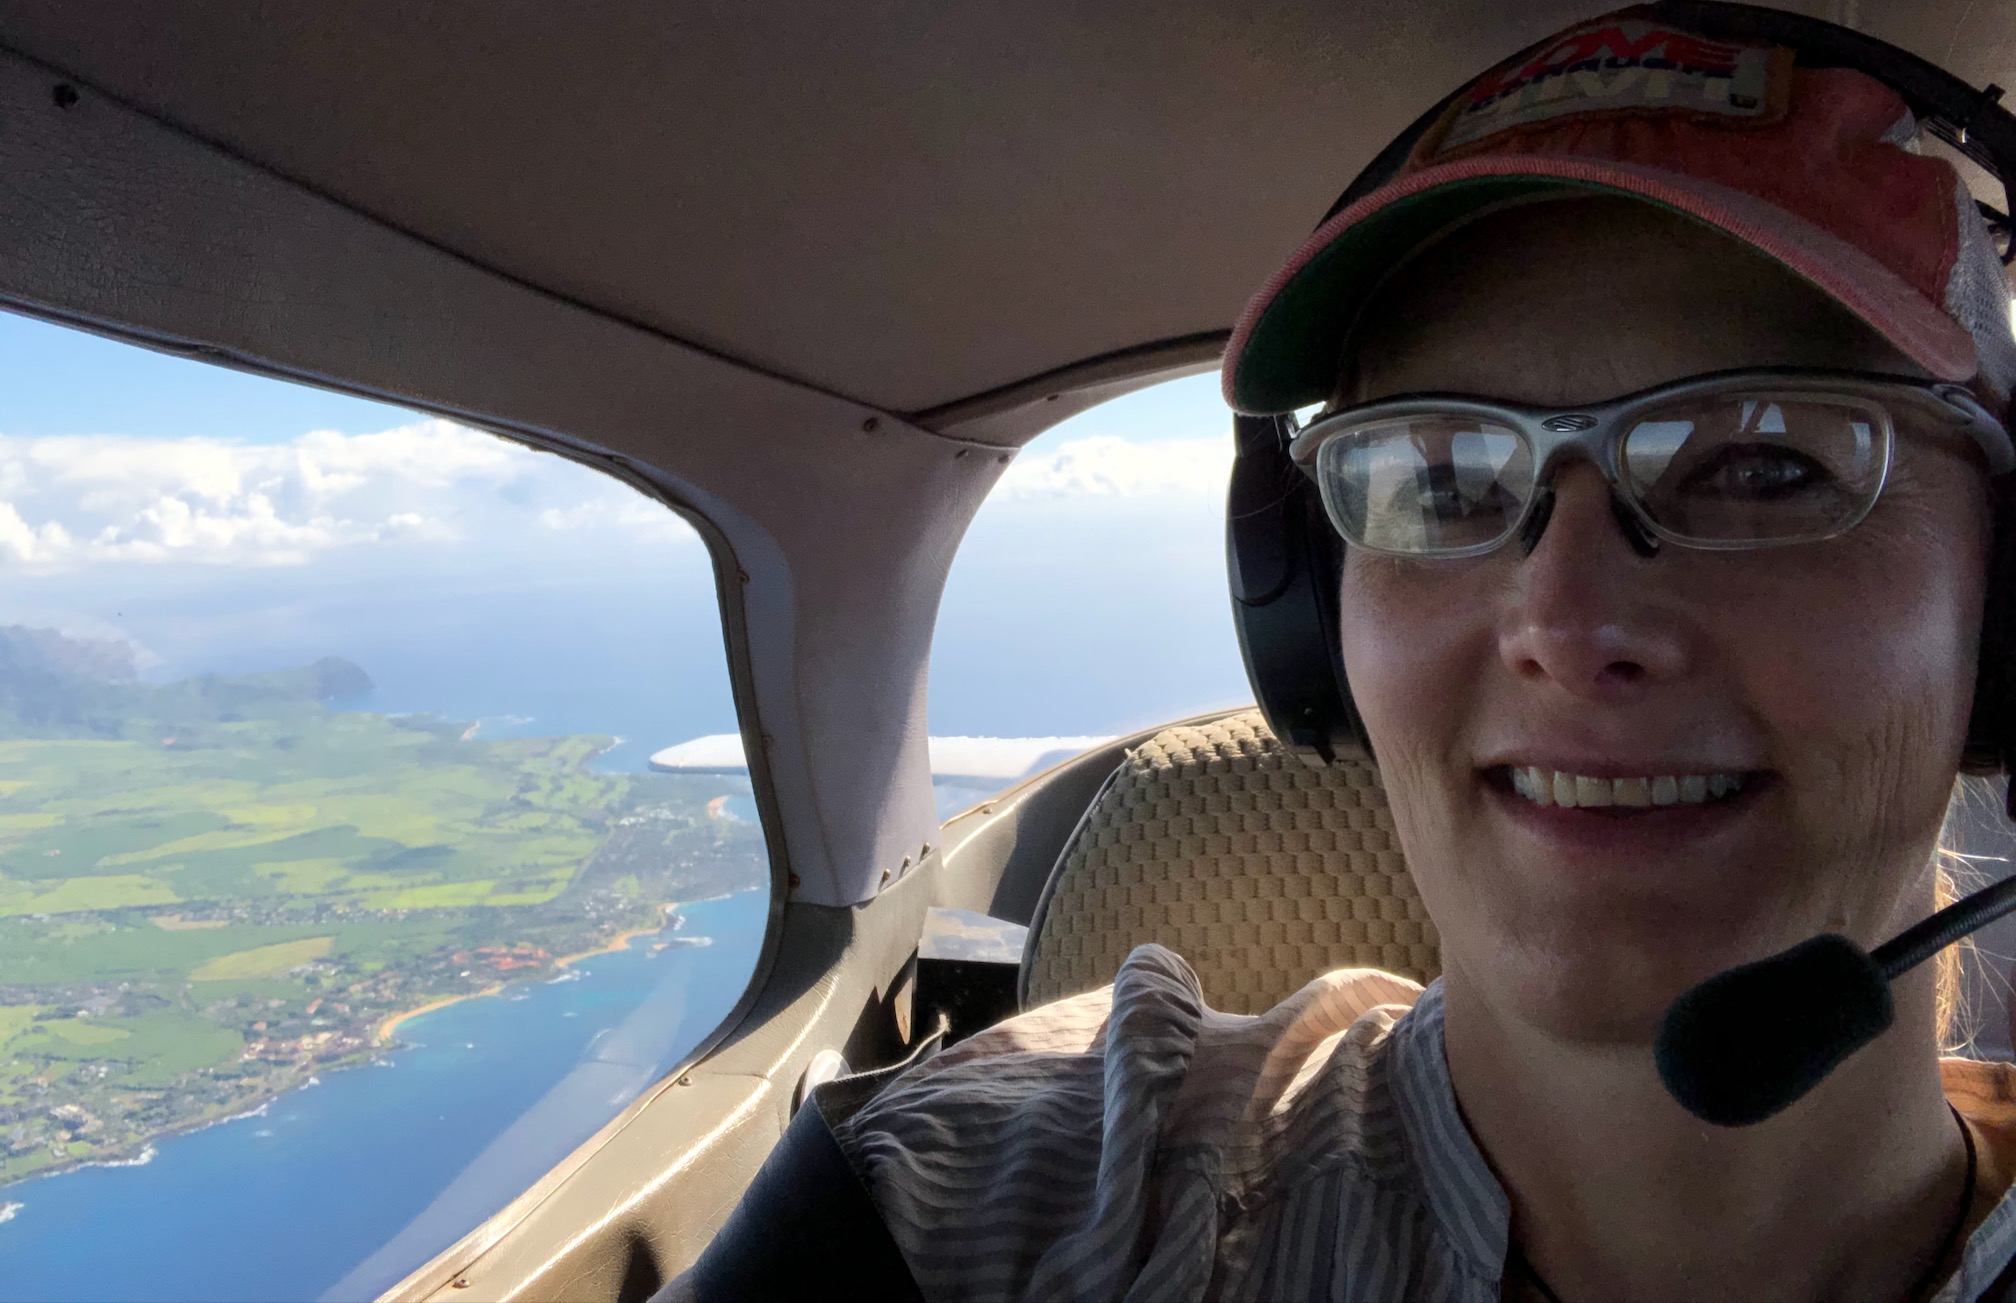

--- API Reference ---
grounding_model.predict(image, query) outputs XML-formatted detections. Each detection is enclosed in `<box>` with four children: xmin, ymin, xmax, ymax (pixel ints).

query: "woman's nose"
<box><xmin>1496</xmin><ymin>462</ymin><xmax>1688</xmax><ymax>700</ymax></box>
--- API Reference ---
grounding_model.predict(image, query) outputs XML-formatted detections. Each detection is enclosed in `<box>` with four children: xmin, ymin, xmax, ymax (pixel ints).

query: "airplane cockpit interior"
<box><xmin>1</xmin><ymin>2</ymin><xmax>2015</xmax><ymax>1300</ymax></box>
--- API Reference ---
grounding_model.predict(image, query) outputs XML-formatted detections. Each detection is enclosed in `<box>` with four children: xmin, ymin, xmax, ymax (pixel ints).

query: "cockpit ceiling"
<box><xmin>0</xmin><ymin>1</ymin><xmax>2009</xmax><ymax>420</ymax></box>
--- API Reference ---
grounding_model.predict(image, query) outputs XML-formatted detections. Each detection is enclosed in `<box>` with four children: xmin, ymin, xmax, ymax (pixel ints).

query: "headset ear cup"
<box><xmin>1318</xmin><ymin>512</ymin><xmax>1373</xmax><ymax>758</ymax></box>
<box><xmin>1963</xmin><ymin>479</ymin><xmax>2016</xmax><ymax>786</ymax></box>
<box><xmin>1226</xmin><ymin>414</ymin><xmax>1365</xmax><ymax>763</ymax></box>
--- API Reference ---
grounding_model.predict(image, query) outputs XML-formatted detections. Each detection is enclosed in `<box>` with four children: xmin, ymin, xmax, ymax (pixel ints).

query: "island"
<box><xmin>0</xmin><ymin>626</ymin><xmax>767</xmax><ymax>1186</ymax></box>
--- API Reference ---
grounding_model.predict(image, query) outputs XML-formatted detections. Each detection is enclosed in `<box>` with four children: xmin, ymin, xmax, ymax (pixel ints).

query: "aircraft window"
<box><xmin>0</xmin><ymin>311</ymin><xmax>770</xmax><ymax>1302</ymax></box>
<box><xmin>929</xmin><ymin>373</ymin><xmax>1251</xmax><ymax>814</ymax></box>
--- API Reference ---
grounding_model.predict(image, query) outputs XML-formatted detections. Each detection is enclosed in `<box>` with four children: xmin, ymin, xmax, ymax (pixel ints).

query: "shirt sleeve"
<box><xmin>830</xmin><ymin>943</ymin><xmax>1212</xmax><ymax>1302</ymax></box>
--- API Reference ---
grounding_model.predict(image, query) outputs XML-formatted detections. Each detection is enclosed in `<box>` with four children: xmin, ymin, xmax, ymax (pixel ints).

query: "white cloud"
<box><xmin>995</xmin><ymin>435</ymin><xmax>1230</xmax><ymax>500</ymax></box>
<box><xmin>0</xmin><ymin>420</ymin><xmax>695</xmax><ymax>572</ymax></box>
<box><xmin>0</xmin><ymin>501</ymin><xmax>71</xmax><ymax>564</ymax></box>
<box><xmin>536</xmin><ymin>493</ymin><xmax>692</xmax><ymax>541</ymax></box>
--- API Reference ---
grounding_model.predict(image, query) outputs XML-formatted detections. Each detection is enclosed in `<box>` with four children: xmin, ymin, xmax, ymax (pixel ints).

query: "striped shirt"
<box><xmin>831</xmin><ymin>943</ymin><xmax>2016</xmax><ymax>1302</ymax></box>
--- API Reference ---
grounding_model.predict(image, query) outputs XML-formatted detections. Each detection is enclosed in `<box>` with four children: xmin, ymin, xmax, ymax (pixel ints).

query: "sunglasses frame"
<box><xmin>1287</xmin><ymin>367</ymin><xmax>2012</xmax><ymax>559</ymax></box>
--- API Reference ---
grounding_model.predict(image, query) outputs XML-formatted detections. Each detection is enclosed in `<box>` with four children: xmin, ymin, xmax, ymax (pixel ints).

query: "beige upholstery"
<box><xmin>1021</xmin><ymin>711</ymin><xmax>1439</xmax><ymax>1015</ymax></box>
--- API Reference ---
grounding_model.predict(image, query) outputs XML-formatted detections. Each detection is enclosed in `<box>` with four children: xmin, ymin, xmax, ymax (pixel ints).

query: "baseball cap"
<box><xmin>1223</xmin><ymin>5</ymin><xmax>2016</xmax><ymax>423</ymax></box>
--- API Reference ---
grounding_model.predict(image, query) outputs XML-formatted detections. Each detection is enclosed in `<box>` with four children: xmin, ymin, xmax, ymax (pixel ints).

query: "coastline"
<box><xmin>4</xmin><ymin>899</ymin><xmax>718</xmax><ymax>1193</ymax></box>
<box><xmin>12</xmin><ymin>914</ymin><xmax>671</xmax><ymax>1188</ymax></box>
<box><xmin>373</xmin><ymin>903</ymin><xmax>677</xmax><ymax>1044</ymax></box>
<box><xmin>553</xmin><ymin>919</ymin><xmax>666</xmax><ymax>971</ymax></box>
<box><xmin>4</xmin><ymin>1083</ymin><xmax>303</xmax><ymax>1192</ymax></box>
<box><xmin>373</xmin><ymin>985</ymin><xmax>505</xmax><ymax>1045</ymax></box>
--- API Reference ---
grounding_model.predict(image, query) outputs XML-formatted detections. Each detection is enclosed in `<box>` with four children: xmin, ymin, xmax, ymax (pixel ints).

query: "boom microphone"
<box><xmin>1656</xmin><ymin>875</ymin><xmax>2016</xmax><ymax>1127</ymax></box>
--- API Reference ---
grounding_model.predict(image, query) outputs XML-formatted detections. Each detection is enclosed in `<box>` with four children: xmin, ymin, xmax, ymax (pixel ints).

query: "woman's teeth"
<box><xmin>1507</xmin><ymin>766</ymin><xmax>1746</xmax><ymax>809</ymax></box>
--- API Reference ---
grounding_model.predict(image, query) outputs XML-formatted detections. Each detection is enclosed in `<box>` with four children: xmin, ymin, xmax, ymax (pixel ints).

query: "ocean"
<box><xmin>0</xmin><ymin>890</ymin><xmax>770</xmax><ymax>1303</ymax></box>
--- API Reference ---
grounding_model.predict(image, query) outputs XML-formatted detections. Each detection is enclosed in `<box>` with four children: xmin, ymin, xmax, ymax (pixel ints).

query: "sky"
<box><xmin>0</xmin><ymin>307</ymin><xmax>1252</xmax><ymax>750</ymax></box>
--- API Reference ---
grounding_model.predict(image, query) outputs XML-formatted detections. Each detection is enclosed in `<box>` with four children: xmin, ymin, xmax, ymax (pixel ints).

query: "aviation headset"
<box><xmin>1227</xmin><ymin>0</ymin><xmax>2016</xmax><ymax>794</ymax></box>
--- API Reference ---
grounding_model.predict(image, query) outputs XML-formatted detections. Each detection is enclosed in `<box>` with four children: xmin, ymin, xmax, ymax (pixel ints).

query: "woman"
<box><xmin>674</xmin><ymin>8</ymin><xmax>2016</xmax><ymax>1300</ymax></box>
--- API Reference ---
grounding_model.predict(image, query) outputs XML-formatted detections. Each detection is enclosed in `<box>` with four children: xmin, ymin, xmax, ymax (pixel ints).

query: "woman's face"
<box><xmin>1338</xmin><ymin>199</ymin><xmax>1994</xmax><ymax>1043</ymax></box>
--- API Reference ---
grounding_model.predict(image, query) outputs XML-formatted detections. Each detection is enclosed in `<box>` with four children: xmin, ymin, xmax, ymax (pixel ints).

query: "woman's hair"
<box><xmin>1935</xmin><ymin>776</ymin><xmax>2004</xmax><ymax>1052</ymax></box>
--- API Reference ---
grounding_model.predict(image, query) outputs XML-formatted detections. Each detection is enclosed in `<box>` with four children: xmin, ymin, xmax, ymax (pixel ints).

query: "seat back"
<box><xmin>1019</xmin><ymin>711</ymin><xmax>1439</xmax><ymax>1014</ymax></box>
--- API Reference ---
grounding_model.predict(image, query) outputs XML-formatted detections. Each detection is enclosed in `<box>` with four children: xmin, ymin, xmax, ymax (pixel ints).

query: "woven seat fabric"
<box><xmin>1021</xmin><ymin>712</ymin><xmax>1439</xmax><ymax>1014</ymax></box>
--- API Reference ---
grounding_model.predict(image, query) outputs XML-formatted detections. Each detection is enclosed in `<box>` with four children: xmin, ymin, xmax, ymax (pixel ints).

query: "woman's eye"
<box><xmin>1680</xmin><ymin>442</ymin><xmax>1833</xmax><ymax>500</ymax></box>
<box><xmin>1417</xmin><ymin>479</ymin><xmax>1503</xmax><ymax>519</ymax></box>
<box><xmin>1420</xmin><ymin>485</ymin><xmax>1469</xmax><ymax>516</ymax></box>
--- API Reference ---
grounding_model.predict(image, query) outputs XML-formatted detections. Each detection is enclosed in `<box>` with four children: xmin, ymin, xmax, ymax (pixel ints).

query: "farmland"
<box><xmin>0</xmin><ymin>628</ymin><xmax>766</xmax><ymax>1185</ymax></box>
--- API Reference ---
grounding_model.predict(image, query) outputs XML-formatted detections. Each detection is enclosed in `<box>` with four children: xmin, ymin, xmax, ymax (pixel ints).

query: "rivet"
<box><xmin>787</xmin><ymin>872</ymin><xmax>801</xmax><ymax>890</ymax></box>
<box><xmin>954</xmin><ymin>448</ymin><xmax>970</xmax><ymax>459</ymax></box>
<box><xmin>51</xmin><ymin>84</ymin><xmax>78</xmax><ymax>109</ymax></box>
<box><xmin>450</xmin><ymin>1278</ymin><xmax>471</xmax><ymax>1290</ymax></box>
<box><xmin>920</xmin><ymin>843</ymin><xmax>933</xmax><ymax>857</ymax></box>
<box><xmin>677</xmin><ymin>1074</ymin><xmax>692</xmax><ymax>1087</ymax></box>
<box><xmin>862</xmin><ymin>417</ymin><xmax>881</xmax><ymax>433</ymax></box>
<box><xmin>997</xmin><ymin>454</ymin><xmax>1011</xmax><ymax>464</ymax></box>
<box><xmin>880</xmin><ymin>868</ymin><xmax>892</xmax><ymax>886</ymax></box>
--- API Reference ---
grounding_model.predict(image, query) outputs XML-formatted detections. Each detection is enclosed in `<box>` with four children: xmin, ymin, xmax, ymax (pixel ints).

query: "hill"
<box><xmin>0</xmin><ymin>626</ymin><xmax>374</xmax><ymax>745</ymax></box>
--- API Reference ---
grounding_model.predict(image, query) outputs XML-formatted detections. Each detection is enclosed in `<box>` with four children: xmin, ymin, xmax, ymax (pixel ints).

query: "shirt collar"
<box><xmin>1387</xmin><ymin>979</ymin><xmax>1511</xmax><ymax>1276</ymax></box>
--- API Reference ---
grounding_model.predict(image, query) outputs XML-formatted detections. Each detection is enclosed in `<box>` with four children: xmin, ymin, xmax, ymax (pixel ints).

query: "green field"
<box><xmin>0</xmin><ymin>636</ymin><xmax>769</xmax><ymax>1184</ymax></box>
<box><xmin>190</xmin><ymin>937</ymin><xmax>336</xmax><ymax>981</ymax></box>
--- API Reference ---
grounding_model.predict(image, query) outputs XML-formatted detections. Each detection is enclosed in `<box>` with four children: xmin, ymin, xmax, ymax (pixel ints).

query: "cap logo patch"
<box><xmin>1435</xmin><ymin>20</ymin><xmax>1783</xmax><ymax>154</ymax></box>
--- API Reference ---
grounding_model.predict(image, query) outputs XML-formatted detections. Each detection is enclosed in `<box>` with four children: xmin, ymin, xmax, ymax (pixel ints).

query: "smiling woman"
<box><xmin>1326</xmin><ymin>198</ymin><xmax>2000</xmax><ymax>1301</ymax></box>
<box><xmin>0</xmin><ymin>311</ymin><xmax>772</xmax><ymax>1302</ymax></box>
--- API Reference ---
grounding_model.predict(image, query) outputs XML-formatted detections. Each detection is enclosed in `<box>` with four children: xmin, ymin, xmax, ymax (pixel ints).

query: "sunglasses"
<box><xmin>1288</xmin><ymin>369</ymin><xmax>2011</xmax><ymax>559</ymax></box>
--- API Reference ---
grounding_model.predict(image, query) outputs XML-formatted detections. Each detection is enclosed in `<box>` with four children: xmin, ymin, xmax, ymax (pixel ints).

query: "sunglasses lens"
<box><xmin>1621</xmin><ymin>395</ymin><xmax>1888</xmax><ymax>544</ymax></box>
<box><xmin>1315</xmin><ymin>418</ymin><xmax>1531</xmax><ymax>554</ymax></box>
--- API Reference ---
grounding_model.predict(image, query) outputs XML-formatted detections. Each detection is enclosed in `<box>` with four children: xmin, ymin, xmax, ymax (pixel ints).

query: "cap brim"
<box><xmin>1224</xmin><ymin>155</ymin><xmax>1980</xmax><ymax>415</ymax></box>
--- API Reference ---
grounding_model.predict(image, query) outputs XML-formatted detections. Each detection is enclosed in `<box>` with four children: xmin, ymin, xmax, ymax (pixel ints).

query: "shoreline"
<box><xmin>4</xmin><ymin>908</ymin><xmax>679</xmax><ymax>1189</ymax></box>
<box><xmin>373</xmin><ymin>903</ymin><xmax>678</xmax><ymax>1044</ymax></box>
<box><xmin>4</xmin><ymin>895</ymin><xmax>741</xmax><ymax>1191</ymax></box>
<box><xmin>553</xmin><ymin>918</ymin><xmax>667</xmax><ymax>971</ymax></box>
<box><xmin>373</xmin><ymin>984</ymin><xmax>506</xmax><ymax>1045</ymax></box>
<box><xmin>7</xmin><ymin>915</ymin><xmax>668</xmax><ymax>1189</ymax></box>
<box><xmin>1</xmin><ymin>1072</ymin><xmax>328</xmax><ymax>1192</ymax></box>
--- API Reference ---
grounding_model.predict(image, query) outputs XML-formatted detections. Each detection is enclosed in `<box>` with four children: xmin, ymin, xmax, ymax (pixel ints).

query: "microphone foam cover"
<box><xmin>1654</xmin><ymin>933</ymin><xmax>1894</xmax><ymax>1127</ymax></box>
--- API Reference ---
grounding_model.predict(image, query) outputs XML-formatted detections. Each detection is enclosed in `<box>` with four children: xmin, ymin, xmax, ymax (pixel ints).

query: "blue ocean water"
<box><xmin>0</xmin><ymin>891</ymin><xmax>769</xmax><ymax>1303</ymax></box>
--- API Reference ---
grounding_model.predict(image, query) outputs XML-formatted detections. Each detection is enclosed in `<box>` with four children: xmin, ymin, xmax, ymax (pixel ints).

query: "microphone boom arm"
<box><xmin>1873</xmin><ymin>873</ymin><xmax>2016</xmax><ymax>980</ymax></box>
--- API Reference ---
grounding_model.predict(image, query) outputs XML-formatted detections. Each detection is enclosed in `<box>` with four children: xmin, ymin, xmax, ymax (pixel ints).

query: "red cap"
<box><xmin>1224</xmin><ymin>7</ymin><xmax>2016</xmax><ymax>420</ymax></box>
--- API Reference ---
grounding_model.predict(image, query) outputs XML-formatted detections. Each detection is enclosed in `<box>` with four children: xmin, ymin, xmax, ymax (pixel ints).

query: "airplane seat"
<box><xmin>1018</xmin><ymin>710</ymin><xmax>1439</xmax><ymax>1014</ymax></box>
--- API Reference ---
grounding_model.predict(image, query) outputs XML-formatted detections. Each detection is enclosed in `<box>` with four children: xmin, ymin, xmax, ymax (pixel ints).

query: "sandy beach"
<box><xmin>373</xmin><ymin>985</ymin><xmax>505</xmax><ymax>1044</ymax></box>
<box><xmin>372</xmin><ymin>906</ymin><xmax>679</xmax><ymax>1044</ymax></box>
<box><xmin>554</xmin><ymin>903</ymin><xmax>680</xmax><ymax>970</ymax></box>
